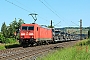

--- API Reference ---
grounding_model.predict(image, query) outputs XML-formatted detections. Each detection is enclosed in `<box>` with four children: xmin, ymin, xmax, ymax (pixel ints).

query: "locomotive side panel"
<box><xmin>47</xmin><ymin>29</ymin><xmax>53</xmax><ymax>40</ymax></box>
<box><xmin>34</xmin><ymin>24</ymin><xmax>39</xmax><ymax>41</ymax></box>
<box><xmin>38</xmin><ymin>27</ymin><xmax>53</xmax><ymax>41</ymax></box>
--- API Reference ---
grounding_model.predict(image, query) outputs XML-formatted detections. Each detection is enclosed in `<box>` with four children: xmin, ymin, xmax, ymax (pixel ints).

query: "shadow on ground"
<box><xmin>5</xmin><ymin>44</ymin><xmax>21</xmax><ymax>49</ymax></box>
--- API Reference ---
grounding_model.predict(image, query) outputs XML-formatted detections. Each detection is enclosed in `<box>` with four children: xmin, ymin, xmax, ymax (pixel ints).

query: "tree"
<box><xmin>1</xmin><ymin>22</ymin><xmax>7</xmax><ymax>37</ymax></box>
<box><xmin>0</xmin><ymin>33</ymin><xmax>5</xmax><ymax>43</ymax></box>
<box><xmin>8</xmin><ymin>24</ymin><xmax>15</xmax><ymax>38</ymax></box>
<box><xmin>0</xmin><ymin>18</ymin><xmax>25</xmax><ymax>43</ymax></box>
<box><xmin>1</xmin><ymin>18</ymin><xmax>24</xmax><ymax>38</ymax></box>
<box><xmin>10</xmin><ymin>18</ymin><xmax>24</xmax><ymax>32</ymax></box>
<box><xmin>8</xmin><ymin>18</ymin><xmax>24</xmax><ymax>37</ymax></box>
<box><xmin>17</xmin><ymin>18</ymin><xmax>24</xmax><ymax>32</ymax></box>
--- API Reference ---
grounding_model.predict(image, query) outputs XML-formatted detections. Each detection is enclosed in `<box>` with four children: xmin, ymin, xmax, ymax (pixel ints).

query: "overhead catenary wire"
<box><xmin>44</xmin><ymin>0</ymin><xmax>62</xmax><ymax>27</ymax></box>
<box><xmin>14</xmin><ymin>0</ymin><xmax>35</xmax><ymax>12</ymax></box>
<box><xmin>71</xmin><ymin>21</ymin><xmax>79</xmax><ymax>26</ymax></box>
<box><xmin>44</xmin><ymin>0</ymin><xmax>57</xmax><ymax>14</ymax></box>
<box><xmin>54</xmin><ymin>21</ymin><xmax>61</xmax><ymax>26</ymax></box>
<box><xmin>39</xmin><ymin>0</ymin><xmax>69</xmax><ymax>25</ymax></box>
<box><xmin>5</xmin><ymin>0</ymin><xmax>79</xmax><ymax>27</ymax></box>
<box><xmin>39</xmin><ymin>0</ymin><xmax>61</xmax><ymax>18</ymax></box>
<box><xmin>15</xmin><ymin>0</ymin><xmax>50</xmax><ymax>22</ymax></box>
<box><xmin>40</xmin><ymin>0</ymin><xmax>79</xmax><ymax>27</ymax></box>
<box><xmin>5</xmin><ymin>0</ymin><xmax>31</xmax><ymax>13</ymax></box>
<box><xmin>5</xmin><ymin>0</ymin><xmax>49</xmax><ymax>23</ymax></box>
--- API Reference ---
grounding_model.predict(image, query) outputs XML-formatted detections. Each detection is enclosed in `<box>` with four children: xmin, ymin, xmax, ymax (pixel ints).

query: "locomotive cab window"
<box><xmin>28</xmin><ymin>26</ymin><xmax>34</xmax><ymax>30</ymax></box>
<box><xmin>22</xmin><ymin>26</ymin><xmax>34</xmax><ymax>30</ymax></box>
<box><xmin>22</xmin><ymin>26</ymin><xmax>27</xmax><ymax>30</ymax></box>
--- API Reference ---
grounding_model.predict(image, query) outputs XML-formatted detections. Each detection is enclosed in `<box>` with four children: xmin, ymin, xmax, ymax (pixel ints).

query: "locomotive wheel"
<box><xmin>37</xmin><ymin>41</ymin><xmax>41</xmax><ymax>46</ymax></box>
<box><xmin>30</xmin><ymin>43</ymin><xmax>34</xmax><ymax>47</ymax></box>
<box><xmin>21</xmin><ymin>42</ymin><xmax>28</xmax><ymax>48</ymax></box>
<box><xmin>19</xmin><ymin>39</ymin><xmax>23</xmax><ymax>46</ymax></box>
<box><xmin>52</xmin><ymin>40</ymin><xmax>56</xmax><ymax>44</ymax></box>
<box><xmin>46</xmin><ymin>41</ymin><xmax>49</xmax><ymax>45</ymax></box>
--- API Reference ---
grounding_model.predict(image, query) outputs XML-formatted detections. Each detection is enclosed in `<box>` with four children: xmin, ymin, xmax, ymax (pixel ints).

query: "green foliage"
<box><xmin>17</xmin><ymin>18</ymin><xmax>24</xmax><ymax>28</ymax></box>
<box><xmin>48</xmin><ymin>25</ymin><xmax>54</xmax><ymax>28</ymax></box>
<box><xmin>0</xmin><ymin>18</ymin><xmax>24</xmax><ymax>43</ymax></box>
<box><xmin>75</xmin><ymin>39</ymin><xmax>90</xmax><ymax>46</ymax></box>
<box><xmin>5</xmin><ymin>38</ymin><xmax>17</xmax><ymax>44</ymax></box>
<box><xmin>76</xmin><ymin>40</ymin><xmax>88</xmax><ymax>46</ymax></box>
<box><xmin>1</xmin><ymin>37</ymin><xmax>6</xmax><ymax>43</ymax></box>
<box><xmin>37</xmin><ymin>46</ymin><xmax>90</xmax><ymax>60</ymax></box>
<box><xmin>7</xmin><ymin>24</ymin><xmax>15</xmax><ymax>38</ymax></box>
<box><xmin>9</xmin><ymin>18</ymin><xmax>24</xmax><ymax>36</ymax></box>
<box><xmin>1</xmin><ymin>22</ymin><xmax>7</xmax><ymax>38</ymax></box>
<box><xmin>0</xmin><ymin>45</ymin><xmax>6</xmax><ymax>50</ymax></box>
<box><xmin>0</xmin><ymin>33</ymin><xmax>5</xmax><ymax>43</ymax></box>
<box><xmin>16</xmin><ymin>33</ymin><xmax>20</xmax><ymax>40</ymax></box>
<box><xmin>10</xmin><ymin>18</ymin><xmax>24</xmax><ymax>33</ymax></box>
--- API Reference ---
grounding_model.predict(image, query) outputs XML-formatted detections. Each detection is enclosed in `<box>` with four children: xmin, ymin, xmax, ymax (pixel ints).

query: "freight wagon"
<box><xmin>52</xmin><ymin>28</ymin><xmax>77</xmax><ymax>42</ymax></box>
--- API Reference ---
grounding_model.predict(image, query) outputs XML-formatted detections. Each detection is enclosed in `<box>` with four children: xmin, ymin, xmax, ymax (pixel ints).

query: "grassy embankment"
<box><xmin>0</xmin><ymin>41</ymin><xmax>20</xmax><ymax>50</ymax></box>
<box><xmin>37</xmin><ymin>39</ymin><xmax>90</xmax><ymax>60</ymax></box>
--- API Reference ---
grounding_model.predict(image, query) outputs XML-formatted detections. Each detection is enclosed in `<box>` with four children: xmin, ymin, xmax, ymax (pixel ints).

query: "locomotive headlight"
<box><xmin>21</xmin><ymin>33</ymin><xmax>25</xmax><ymax>35</ymax></box>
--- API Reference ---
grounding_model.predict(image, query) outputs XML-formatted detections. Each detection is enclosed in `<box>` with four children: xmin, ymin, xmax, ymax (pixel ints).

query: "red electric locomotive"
<box><xmin>19</xmin><ymin>23</ymin><xmax>53</xmax><ymax>47</ymax></box>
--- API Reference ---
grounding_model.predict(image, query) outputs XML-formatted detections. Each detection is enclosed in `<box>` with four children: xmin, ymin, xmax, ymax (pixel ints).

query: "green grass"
<box><xmin>0</xmin><ymin>44</ymin><xmax>6</xmax><ymax>50</ymax></box>
<box><xmin>37</xmin><ymin>39</ymin><xmax>90</xmax><ymax>60</ymax></box>
<box><xmin>75</xmin><ymin>39</ymin><xmax>90</xmax><ymax>46</ymax></box>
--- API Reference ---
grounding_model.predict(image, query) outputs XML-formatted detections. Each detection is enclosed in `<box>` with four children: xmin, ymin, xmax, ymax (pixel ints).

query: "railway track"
<box><xmin>0</xmin><ymin>40</ymin><xmax>79</xmax><ymax>60</ymax></box>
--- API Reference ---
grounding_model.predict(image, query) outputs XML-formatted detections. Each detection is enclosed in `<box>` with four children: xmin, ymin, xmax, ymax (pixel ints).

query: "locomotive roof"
<box><xmin>21</xmin><ymin>23</ymin><xmax>38</xmax><ymax>26</ymax></box>
<box><xmin>21</xmin><ymin>23</ymin><xmax>51</xmax><ymax>29</ymax></box>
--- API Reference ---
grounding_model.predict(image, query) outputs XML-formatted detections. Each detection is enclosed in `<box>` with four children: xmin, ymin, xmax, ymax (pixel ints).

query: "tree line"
<box><xmin>0</xmin><ymin>18</ymin><xmax>24</xmax><ymax>43</ymax></box>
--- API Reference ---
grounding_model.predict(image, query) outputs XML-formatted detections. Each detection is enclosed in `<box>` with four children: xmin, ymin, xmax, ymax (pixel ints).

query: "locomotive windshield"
<box><xmin>28</xmin><ymin>26</ymin><xmax>34</xmax><ymax>30</ymax></box>
<box><xmin>22</xmin><ymin>26</ymin><xmax>27</xmax><ymax>30</ymax></box>
<box><xmin>22</xmin><ymin>26</ymin><xmax>34</xmax><ymax>30</ymax></box>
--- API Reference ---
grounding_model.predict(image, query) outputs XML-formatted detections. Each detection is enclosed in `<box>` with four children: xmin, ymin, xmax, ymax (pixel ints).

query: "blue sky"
<box><xmin>0</xmin><ymin>0</ymin><xmax>90</xmax><ymax>29</ymax></box>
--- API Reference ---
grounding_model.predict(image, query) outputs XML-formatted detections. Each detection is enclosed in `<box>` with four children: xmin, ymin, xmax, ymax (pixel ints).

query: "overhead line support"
<box><xmin>80</xmin><ymin>19</ymin><xmax>82</xmax><ymax>40</ymax></box>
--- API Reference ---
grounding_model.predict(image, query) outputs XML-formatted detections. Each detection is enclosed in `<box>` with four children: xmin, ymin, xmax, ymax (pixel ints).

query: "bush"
<box><xmin>16</xmin><ymin>33</ymin><xmax>20</xmax><ymax>40</ymax></box>
<box><xmin>86</xmin><ymin>38</ymin><xmax>90</xmax><ymax>45</ymax></box>
<box><xmin>5</xmin><ymin>38</ymin><xmax>17</xmax><ymax>44</ymax></box>
<box><xmin>76</xmin><ymin>39</ymin><xmax>90</xmax><ymax>46</ymax></box>
<box><xmin>0</xmin><ymin>33</ymin><xmax>17</xmax><ymax>44</ymax></box>
<box><xmin>0</xmin><ymin>33</ymin><xmax>6</xmax><ymax>43</ymax></box>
